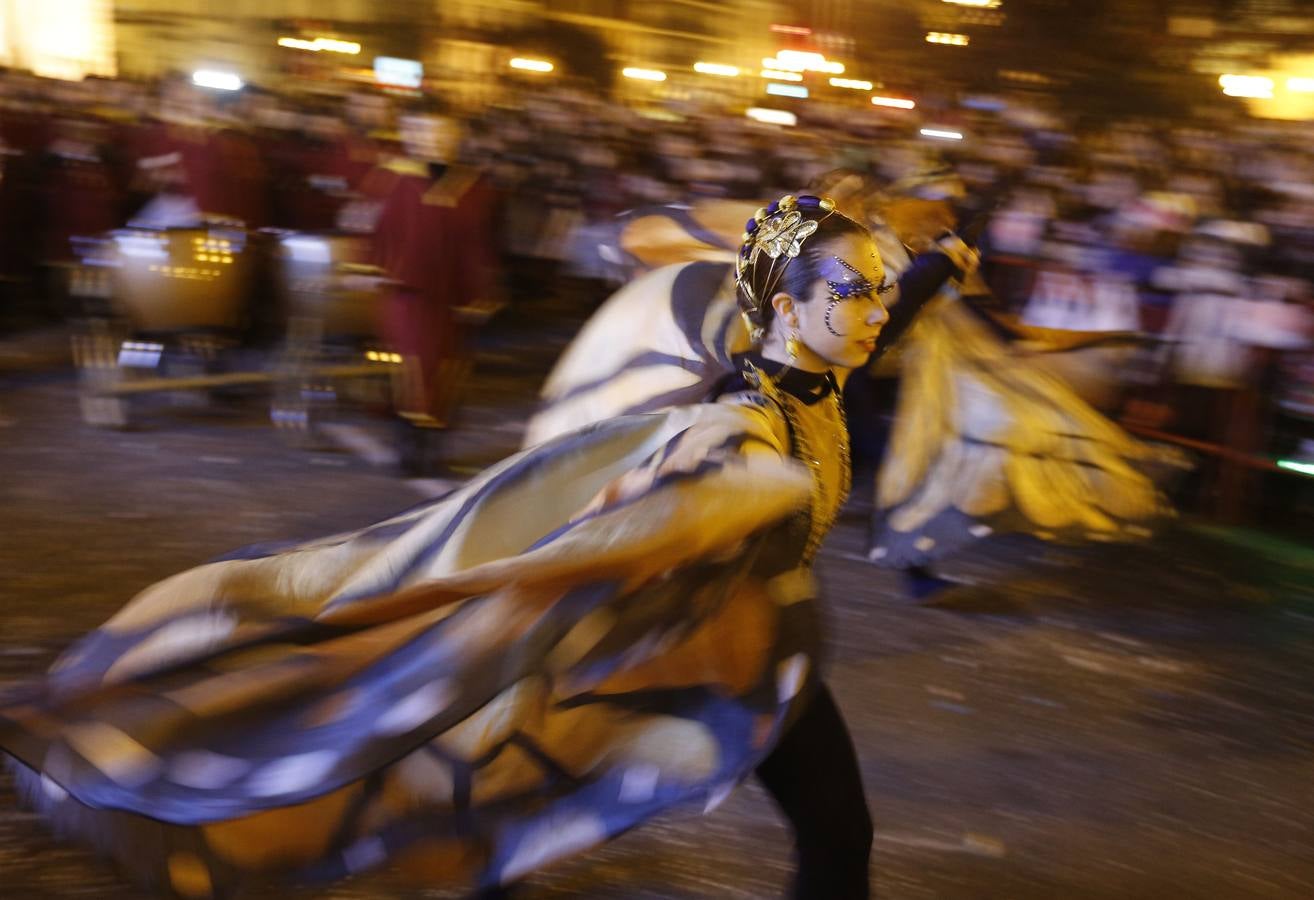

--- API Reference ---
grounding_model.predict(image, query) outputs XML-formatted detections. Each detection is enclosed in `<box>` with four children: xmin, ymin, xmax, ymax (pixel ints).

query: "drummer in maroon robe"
<box><xmin>40</xmin><ymin>116</ymin><xmax>123</xmax><ymax>265</ymax></box>
<box><xmin>127</xmin><ymin>79</ymin><xmax>270</xmax><ymax>228</ymax></box>
<box><xmin>369</xmin><ymin>111</ymin><xmax>497</xmax><ymax>473</ymax></box>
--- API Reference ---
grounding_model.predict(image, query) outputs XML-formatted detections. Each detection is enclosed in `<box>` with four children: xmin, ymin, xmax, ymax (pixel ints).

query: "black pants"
<box><xmin>756</xmin><ymin>683</ymin><xmax>874</xmax><ymax>900</ymax></box>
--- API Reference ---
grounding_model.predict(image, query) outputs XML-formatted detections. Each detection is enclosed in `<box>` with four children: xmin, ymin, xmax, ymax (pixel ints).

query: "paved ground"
<box><xmin>1</xmin><ymin>306</ymin><xmax>1313</xmax><ymax>899</ymax></box>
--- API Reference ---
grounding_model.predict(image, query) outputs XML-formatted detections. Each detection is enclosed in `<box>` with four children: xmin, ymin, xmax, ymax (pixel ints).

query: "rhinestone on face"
<box><xmin>819</xmin><ymin>197</ymin><xmax>836</xmax><ymax>212</ymax></box>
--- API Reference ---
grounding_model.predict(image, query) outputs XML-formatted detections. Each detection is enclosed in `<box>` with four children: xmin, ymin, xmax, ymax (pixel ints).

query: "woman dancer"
<box><xmin>2</xmin><ymin>195</ymin><xmax>883</xmax><ymax>899</ymax></box>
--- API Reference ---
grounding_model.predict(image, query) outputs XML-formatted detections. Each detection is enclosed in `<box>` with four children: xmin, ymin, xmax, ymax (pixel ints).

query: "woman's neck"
<box><xmin>759</xmin><ymin>340</ymin><xmax>831</xmax><ymax>375</ymax></box>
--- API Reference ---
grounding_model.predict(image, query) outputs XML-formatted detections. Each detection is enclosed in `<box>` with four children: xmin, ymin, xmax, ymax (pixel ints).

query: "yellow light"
<box><xmin>747</xmin><ymin>107</ymin><xmax>798</xmax><ymax>126</ymax></box>
<box><xmin>0</xmin><ymin>0</ymin><xmax>117</xmax><ymax>80</ymax></box>
<box><xmin>694</xmin><ymin>62</ymin><xmax>740</xmax><ymax>77</ymax></box>
<box><xmin>1287</xmin><ymin>77</ymin><xmax>1314</xmax><ymax>93</ymax></box>
<box><xmin>622</xmin><ymin>67</ymin><xmax>667</xmax><ymax>82</ymax></box>
<box><xmin>872</xmin><ymin>96</ymin><xmax>916</xmax><ymax>109</ymax></box>
<box><xmin>1219</xmin><ymin>74</ymin><xmax>1274</xmax><ymax>98</ymax></box>
<box><xmin>278</xmin><ymin>36</ymin><xmax>361</xmax><ymax>55</ymax></box>
<box><xmin>764</xmin><ymin>52</ymin><xmax>844</xmax><ymax>75</ymax></box>
<box><xmin>776</xmin><ymin>50</ymin><xmax>827</xmax><ymax>68</ymax></box>
<box><xmin>366</xmin><ymin>350</ymin><xmax>380</xmax><ymax>361</ymax></box>
<box><xmin>320</xmin><ymin>39</ymin><xmax>361</xmax><ymax>55</ymax></box>
<box><xmin>942</xmin><ymin>0</ymin><xmax>1000</xmax><ymax>6</ymax></box>
<box><xmin>509</xmin><ymin>57</ymin><xmax>554</xmax><ymax>73</ymax></box>
<box><xmin>926</xmin><ymin>32</ymin><xmax>970</xmax><ymax>46</ymax></box>
<box><xmin>761</xmin><ymin>68</ymin><xmax>804</xmax><ymax>82</ymax></box>
<box><xmin>921</xmin><ymin>128</ymin><xmax>964</xmax><ymax>141</ymax></box>
<box><xmin>830</xmin><ymin>77</ymin><xmax>873</xmax><ymax>90</ymax></box>
<box><xmin>1000</xmin><ymin>69</ymin><xmax>1050</xmax><ymax>84</ymax></box>
<box><xmin>193</xmin><ymin>70</ymin><xmax>243</xmax><ymax>91</ymax></box>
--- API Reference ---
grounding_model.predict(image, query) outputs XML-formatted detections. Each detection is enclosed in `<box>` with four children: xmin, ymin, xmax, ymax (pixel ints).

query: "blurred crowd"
<box><xmin>468</xmin><ymin>84</ymin><xmax>1314</xmax><ymax>483</ymax></box>
<box><xmin>2</xmin><ymin>66</ymin><xmax>1313</xmax><ymax>496</ymax></box>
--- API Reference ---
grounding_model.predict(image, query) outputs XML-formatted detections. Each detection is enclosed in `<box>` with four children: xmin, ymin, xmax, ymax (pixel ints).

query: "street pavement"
<box><xmin>1</xmin><ymin>311</ymin><xmax>1312</xmax><ymax>899</ymax></box>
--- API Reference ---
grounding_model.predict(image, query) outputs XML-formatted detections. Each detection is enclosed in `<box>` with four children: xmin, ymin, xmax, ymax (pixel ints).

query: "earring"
<box><xmin>785</xmin><ymin>329</ymin><xmax>801</xmax><ymax>363</ymax></box>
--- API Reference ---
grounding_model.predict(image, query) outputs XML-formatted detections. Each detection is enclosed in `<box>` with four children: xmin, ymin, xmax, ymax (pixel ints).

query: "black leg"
<box><xmin>903</xmin><ymin>564</ymin><xmax>958</xmax><ymax>603</ymax></box>
<box><xmin>756</xmin><ymin>684</ymin><xmax>873</xmax><ymax>900</ymax></box>
<box><xmin>471</xmin><ymin>887</ymin><xmax>518</xmax><ymax>900</ymax></box>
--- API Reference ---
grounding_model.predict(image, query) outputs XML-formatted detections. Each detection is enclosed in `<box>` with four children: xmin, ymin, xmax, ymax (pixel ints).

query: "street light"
<box><xmin>622</xmin><ymin>67</ymin><xmax>667</xmax><ymax>82</ymax></box>
<box><xmin>871</xmin><ymin>96</ymin><xmax>916</xmax><ymax>109</ymax></box>
<box><xmin>926</xmin><ymin>32</ymin><xmax>970</xmax><ymax>46</ymax></box>
<box><xmin>761</xmin><ymin>69</ymin><xmax>804</xmax><ymax>82</ymax></box>
<box><xmin>277</xmin><ymin>37</ymin><xmax>361</xmax><ymax>55</ymax></box>
<box><xmin>192</xmin><ymin>70</ymin><xmax>243</xmax><ymax>91</ymax></box>
<box><xmin>1219</xmin><ymin>74</ymin><xmax>1273</xmax><ymax>99</ymax></box>
<box><xmin>694</xmin><ymin>62</ymin><xmax>740</xmax><ymax>77</ymax></box>
<box><xmin>747</xmin><ymin>107</ymin><xmax>797</xmax><ymax>126</ymax></box>
<box><xmin>830</xmin><ymin>77</ymin><xmax>873</xmax><ymax>90</ymax></box>
<box><xmin>509</xmin><ymin>57</ymin><xmax>554</xmax><ymax>73</ymax></box>
<box><xmin>764</xmin><ymin>51</ymin><xmax>845</xmax><ymax>75</ymax></box>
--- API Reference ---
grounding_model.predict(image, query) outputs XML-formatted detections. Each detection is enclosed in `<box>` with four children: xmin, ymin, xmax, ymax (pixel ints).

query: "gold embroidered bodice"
<box><xmin>741</xmin><ymin>357</ymin><xmax>851</xmax><ymax>565</ymax></box>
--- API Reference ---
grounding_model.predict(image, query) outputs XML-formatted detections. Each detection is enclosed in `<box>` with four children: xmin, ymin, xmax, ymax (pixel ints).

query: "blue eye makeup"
<box><xmin>826</xmin><ymin>256</ymin><xmax>893</xmax><ymax>301</ymax></box>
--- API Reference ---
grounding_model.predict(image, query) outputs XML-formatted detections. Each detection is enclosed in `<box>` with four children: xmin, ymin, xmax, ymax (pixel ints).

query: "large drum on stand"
<box><xmin>70</xmin><ymin>225</ymin><xmax>258</xmax><ymax>427</ymax></box>
<box><xmin>267</xmin><ymin>231</ymin><xmax>394</xmax><ymax>441</ymax></box>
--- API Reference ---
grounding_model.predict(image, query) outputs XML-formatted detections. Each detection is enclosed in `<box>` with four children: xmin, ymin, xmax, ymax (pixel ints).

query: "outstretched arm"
<box><xmin>874</xmin><ymin>235</ymin><xmax>979</xmax><ymax>356</ymax></box>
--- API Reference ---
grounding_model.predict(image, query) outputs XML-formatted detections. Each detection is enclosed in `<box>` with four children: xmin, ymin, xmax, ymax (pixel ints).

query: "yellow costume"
<box><xmin>2</xmin><ymin>359</ymin><xmax>852</xmax><ymax>896</ymax></box>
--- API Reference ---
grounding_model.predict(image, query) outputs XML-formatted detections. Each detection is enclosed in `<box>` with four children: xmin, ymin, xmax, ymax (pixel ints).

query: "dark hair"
<box><xmin>737</xmin><ymin>198</ymin><xmax>869</xmax><ymax>337</ymax></box>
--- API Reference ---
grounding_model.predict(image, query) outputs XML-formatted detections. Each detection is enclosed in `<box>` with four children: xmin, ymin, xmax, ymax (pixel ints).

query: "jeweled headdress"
<box><xmin>734</xmin><ymin>193</ymin><xmax>838</xmax><ymax>343</ymax></box>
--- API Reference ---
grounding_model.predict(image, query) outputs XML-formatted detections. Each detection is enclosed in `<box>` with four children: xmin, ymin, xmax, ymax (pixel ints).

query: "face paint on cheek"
<box><xmin>825</xmin><ymin>255</ymin><xmax>884</xmax><ymax>339</ymax></box>
<box><xmin>825</xmin><ymin>299</ymin><xmax>845</xmax><ymax>337</ymax></box>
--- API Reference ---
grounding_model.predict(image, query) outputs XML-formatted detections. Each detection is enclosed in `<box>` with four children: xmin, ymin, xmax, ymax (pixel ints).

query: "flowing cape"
<box><xmin>1</xmin><ymin>403</ymin><xmax>818</xmax><ymax>897</ymax></box>
<box><xmin>871</xmin><ymin>295</ymin><xmax>1175</xmax><ymax>566</ymax></box>
<box><xmin>526</xmin><ymin>261</ymin><xmax>747</xmax><ymax>448</ymax></box>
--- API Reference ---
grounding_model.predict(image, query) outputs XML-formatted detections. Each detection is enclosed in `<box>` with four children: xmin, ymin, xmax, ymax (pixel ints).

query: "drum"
<box><xmin>107</xmin><ymin>227</ymin><xmax>253</xmax><ymax>333</ymax></box>
<box><xmin>270</xmin><ymin>231</ymin><xmax>381</xmax><ymax>341</ymax></box>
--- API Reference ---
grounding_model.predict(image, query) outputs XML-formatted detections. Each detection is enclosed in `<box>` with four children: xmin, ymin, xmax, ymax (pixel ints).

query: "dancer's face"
<box><xmin>771</xmin><ymin>233</ymin><xmax>891</xmax><ymax>372</ymax></box>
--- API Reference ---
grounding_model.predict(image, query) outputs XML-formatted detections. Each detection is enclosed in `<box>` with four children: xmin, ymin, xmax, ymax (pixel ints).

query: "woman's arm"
<box><xmin>874</xmin><ymin>235</ymin><xmax>979</xmax><ymax>355</ymax></box>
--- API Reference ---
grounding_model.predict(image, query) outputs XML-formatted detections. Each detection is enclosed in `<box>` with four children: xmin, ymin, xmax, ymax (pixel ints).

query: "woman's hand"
<box><xmin>934</xmin><ymin>233</ymin><xmax>981</xmax><ymax>281</ymax></box>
